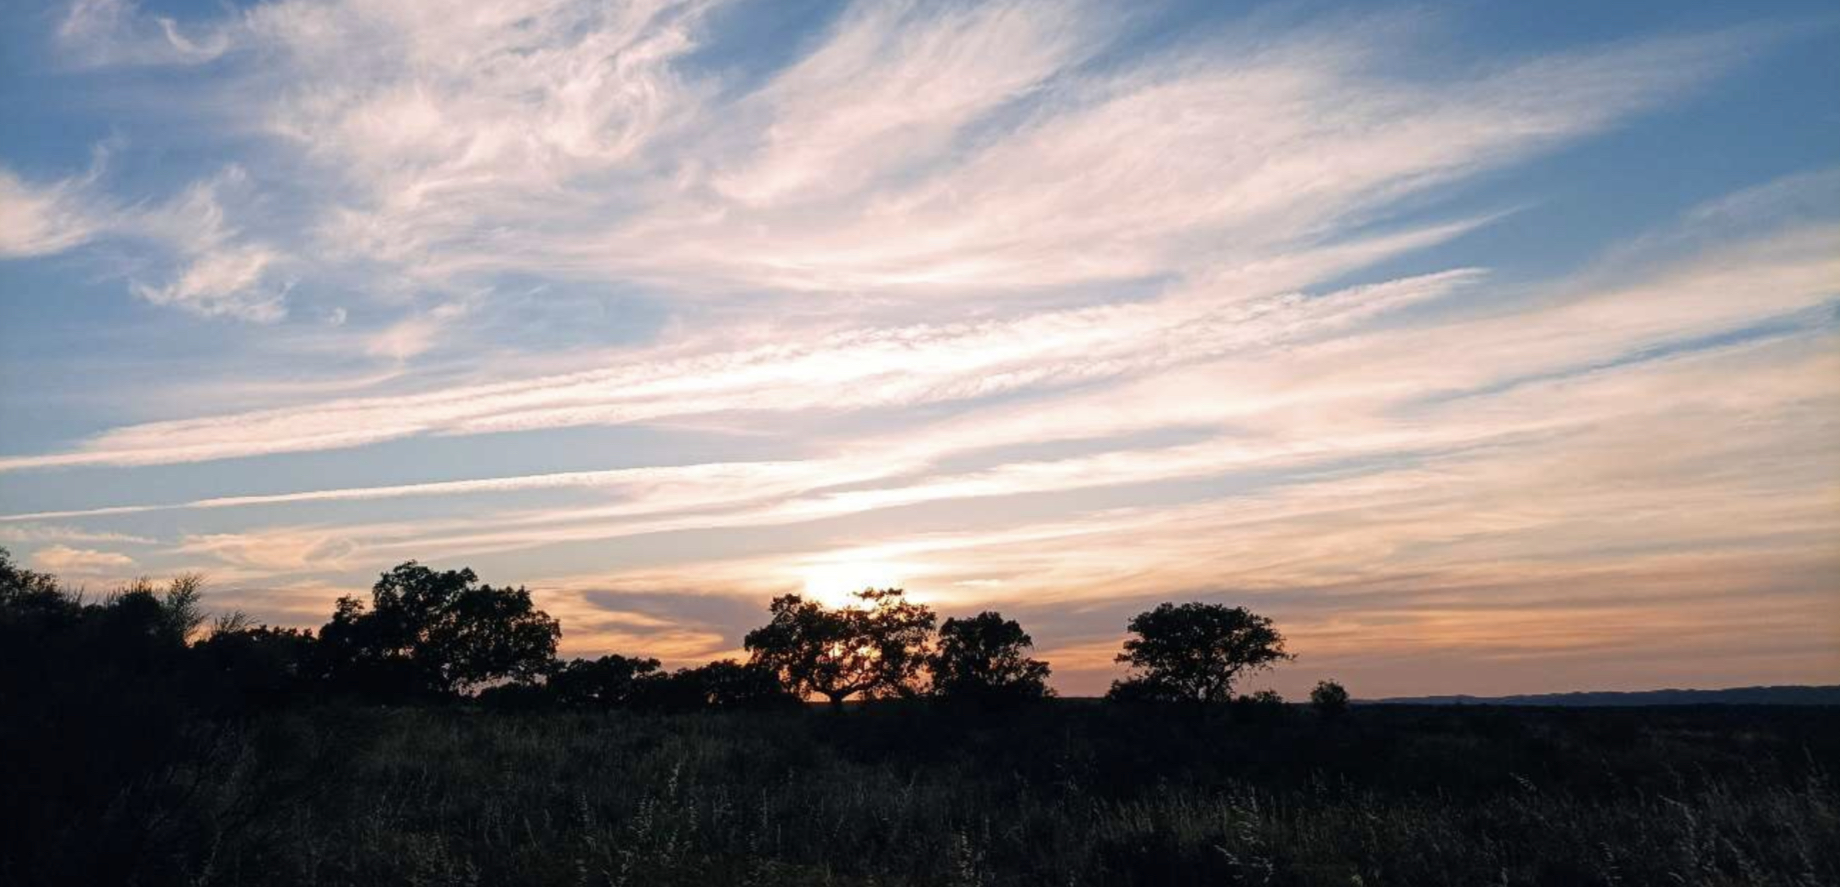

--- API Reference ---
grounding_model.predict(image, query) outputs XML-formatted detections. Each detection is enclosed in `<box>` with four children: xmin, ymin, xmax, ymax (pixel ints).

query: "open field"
<box><xmin>10</xmin><ymin>702</ymin><xmax>1838</xmax><ymax>887</ymax></box>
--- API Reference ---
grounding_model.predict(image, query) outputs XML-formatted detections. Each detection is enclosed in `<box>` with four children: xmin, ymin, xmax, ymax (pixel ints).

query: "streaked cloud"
<box><xmin>31</xmin><ymin>544</ymin><xmax>136</xmax><ymax>575</ymax></box>
<box><xmin>2</xmin><ymin>0</ymin><xmax>1834</xmax><ymax>696</ymax></box>
<box><xmin>0</xmin><ymin>165</ymin><xmax>103</xmax><ymax>258</ymax></box>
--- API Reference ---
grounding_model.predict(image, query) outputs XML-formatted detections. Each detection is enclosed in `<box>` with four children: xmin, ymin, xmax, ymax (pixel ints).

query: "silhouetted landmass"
<box><xmin>1369</xmin><ymin>685</ymin><xmax>1840</xmax><ymax>707</ymax></box>
<box><xmin>6</xmin><ymin>548</ymin><xmax>1839</xmax><ymax>886</ymax></box>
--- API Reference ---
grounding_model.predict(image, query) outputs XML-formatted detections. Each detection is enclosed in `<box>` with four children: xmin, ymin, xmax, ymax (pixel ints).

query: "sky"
<box><xmin>1</xmin><ymin>0</ymin><xmax>1836</xmax><ymax>698</ymax></box>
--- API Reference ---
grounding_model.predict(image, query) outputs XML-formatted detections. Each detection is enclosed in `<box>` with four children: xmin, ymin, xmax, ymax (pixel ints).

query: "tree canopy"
<box><xmin>1108</xmin><ymin>602</ymin><xmax>1292</xmax><ymax>704</ymax></box>
<box><xmin>928</xmin><ymin>611</ymin><xmax>1053</xmax><ymax>707</ymax></box>
<box><xmin>1310</xmin><ymin>679</ymin><xmax>1351</xmax><ymax>718</ymax></box>
<box><xmin>318</xmin><ymin>562</ymin><xmax>560</xmax><ymax>699</ymax></box>
<box><xmin>744</xmin><ymin>588</ymin><xmax>936</xmax><ymax>710</ymax></box>
<box><xmin>5</xmin><ymin>547</ymin><xmax>1328</xmax><ymax>718</ymax></box>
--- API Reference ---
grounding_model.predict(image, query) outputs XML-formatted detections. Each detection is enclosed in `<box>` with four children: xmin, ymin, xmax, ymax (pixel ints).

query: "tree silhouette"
<box><xmin>928</xmin><ymin>611</ymin><xmax>1053</xmax><ymax>708</ymax></box>
<box><xmin>1310</xmin><ymin>679</ymin><xmax>1350</xmax><ymax>718</ymax></box>
<box><xmin>191</xmin><ymin>622</ymin><xmax>318</xmax><ymax>710</ymax></box>
<box><xmin>0</xmin><ymin>546</ymin><xmax>60</xmax><ymax>601</ymax></box>
<box><xmin>548</xmin><ymin>654</ymin><xmax>663</xmax><ymax>709</ymax></box>
<box><xmin>680</xmin><ymin>659</ymin><xmax>801</xmax><ymax>710</ymax></box>
<box><xmin>318</xmin><ymin>562</ymin><xmax>559</xmax><ymax>699</ymax></box>
<box><xmin>744</xmin><ymin>588</ymin><xmax>935</xmax><ymax>711</ymax></box>
<box><xmin>1107</xmin><ymin>602</ymin><xmax>1292</xmax><ymax>704</ymax></box>
<box><xmin>0</xmin><ymin>553</ymin><xmax>229</xmax><ymax>885</ymax></box>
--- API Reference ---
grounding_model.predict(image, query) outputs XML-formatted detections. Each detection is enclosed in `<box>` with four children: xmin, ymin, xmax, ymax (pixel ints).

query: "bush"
<box><xmin>1310</xmin><ymin>679</ymin><xmax>1351</xmax><ymax>719</ymax></box>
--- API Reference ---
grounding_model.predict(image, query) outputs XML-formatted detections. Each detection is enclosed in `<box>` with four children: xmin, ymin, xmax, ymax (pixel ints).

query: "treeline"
<box><xmin>0</xmin><ymin>548</ymin><xmax>1349</xmax><ymax>717</ymax></box>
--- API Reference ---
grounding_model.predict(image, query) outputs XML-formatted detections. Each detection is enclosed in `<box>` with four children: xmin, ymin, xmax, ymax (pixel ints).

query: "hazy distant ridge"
<box><xmin>1368</xmin><ymin>685</ymin><xmax>1840</xmax><ymax>706</ymax></box>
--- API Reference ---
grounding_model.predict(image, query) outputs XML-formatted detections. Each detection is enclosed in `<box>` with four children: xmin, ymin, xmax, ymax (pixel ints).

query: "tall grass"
<box><xmin>21</xmin><ymin>704</ymin><xmax>1840</xmax><ymax>886</ymax></box>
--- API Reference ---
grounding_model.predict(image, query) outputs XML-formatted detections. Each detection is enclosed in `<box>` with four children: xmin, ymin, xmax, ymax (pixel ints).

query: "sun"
<box><xmin>799</xmin><ymin>558</ymin><xmax>908</xmax><ymax>609</ymax></box>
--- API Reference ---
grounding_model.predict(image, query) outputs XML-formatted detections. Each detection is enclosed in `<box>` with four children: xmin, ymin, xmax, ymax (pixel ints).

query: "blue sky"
<box><xmin>2</xmin><ymin>0</ymin><xmax>1836</xmax><ymax>696</ymax></box>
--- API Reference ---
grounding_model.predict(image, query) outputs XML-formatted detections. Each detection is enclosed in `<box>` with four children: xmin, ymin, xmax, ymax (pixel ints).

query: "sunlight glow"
<box><xmin>799</xmin><ymin>558</ymin><xmax>909</xmax><ymax>609</ymax></box>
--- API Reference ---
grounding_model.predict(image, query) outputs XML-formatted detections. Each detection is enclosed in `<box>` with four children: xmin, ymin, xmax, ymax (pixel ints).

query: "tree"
<box><xmin>191</xmin><ymin>623</ymin><xmax>318</xmax><ymax>710</ymax></box>
<box><xmin>1310</xmin><ymin>679</ymin><xmax>1350</xmax><ymax>719</ymax></box>
<box><xmin>1107</xmin><ymin>602</ymin><xmax>1292</xmax><ymax>704</ymax></box>
<box><xmin>1232</xmin><ymin>688</ymin><xmax>1288</xmax><ymax>722</ymax></box>
<box><xmin>318</xmin><ymin>562</ymin><xmax>559</xmax><ymax>699</ymax></box>
<box><xmin>744</xmin><ymin>588</ymin><xmax>935</xmax><ymax>711</ymax></box>
<box><xmin>0</xmin><ymin>546</ymin><xmax>61</xmax><ymax>601</ymax></box>
<box><xmin>547</xmin><ymin>654</ymin><xmax>663</xmax><ymax>709</ymax></box>
<box><xmin>680</xmin><ymin>659</ymin><xmax>801</xmax><ymax>711</ymax></box>
<box><xmin>928</xmin><ymin>611</ymin><xmax>1053</xmax><ymax>707</ymax></box>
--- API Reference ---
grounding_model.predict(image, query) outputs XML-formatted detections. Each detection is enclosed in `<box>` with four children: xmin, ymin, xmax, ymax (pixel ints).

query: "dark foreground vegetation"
<box><xmin>5</xmin><ymin>549</ymin><xmax>1837</xmax><ymax>886</ymax></box>
<box><xmin>9</xmin><ymin>702</ymin><xmax>1839</xmax><ymax>887</ymax></box>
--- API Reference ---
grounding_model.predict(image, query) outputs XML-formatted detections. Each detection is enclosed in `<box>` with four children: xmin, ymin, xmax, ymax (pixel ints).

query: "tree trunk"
<box><xmin>826</xmin><ymin>692</ymin><xmax>847</xmax><ymax>713</ymax></box>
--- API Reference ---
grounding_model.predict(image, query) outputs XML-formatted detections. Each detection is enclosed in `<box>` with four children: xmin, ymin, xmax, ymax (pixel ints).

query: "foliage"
<box><xmin>682</xmin><ymin>658</ymin><xmax>802</xmax><ymax>710</ymax></box>
<box><xmin>1310</xmin><ymin>679</ymin><xmax>1351</xmax><ymax>718</ymax></box>
<box><xmin>317</xmin><ymin>562</ymin><xmax>560</xmax><ymax>699</ymax></box>
<box><xmin>7</xmin><ymin>546</ymin><xmax>1840</xmax><ymax>885</ymax></box>
<box><xmin>1108</xmin><ymin>602</ymin><xmax>1292</xmax><ymax>704</ymax></box>
<box><xmin>0</xmin><ymin>548</ymin><xmax>247</xmax><ymax>887</ymax></box>
<box><xmin>1231</xmin><ymin>688</ymin><xmax>1289</xmax><ymax>723</ymax></box>
<box><xmin>548</xmin><ymin>653</ymin><xmax>665</xmax><ymax>708</ymax></box>
<box><xmin>11</xmin><ymin>701</ymin><xmax>1840</xmax><ymax>887</ymax></box>
<box><xmin>744</xmin><ymin>588</ymin><xmax>936</xmax><ymax>709</ymax></box>
<box><xmin>192</xmin><ymin>623</ymin><xmax>319</xmax><ymax>710</ymax></box>
<box><xmin>0</xmin><ymin>546</ymin><xmax>60</xmax><ymax>600</ymax></box>
<box><xmin>928</xmin><ymin>611</ymin><xmax>1053</xmax><ymax>707</ymax></box>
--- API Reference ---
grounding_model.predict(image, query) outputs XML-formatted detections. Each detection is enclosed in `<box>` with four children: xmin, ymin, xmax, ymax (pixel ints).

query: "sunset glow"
<box><xmin>800</xmin><ymin>559</ymin><xmax>910</xmax><ymax>610</ymax></box>
<box><xmin>1</xmin><ymin>0</ymin><xmax>1836</xmax><ymax>698</ymax></box>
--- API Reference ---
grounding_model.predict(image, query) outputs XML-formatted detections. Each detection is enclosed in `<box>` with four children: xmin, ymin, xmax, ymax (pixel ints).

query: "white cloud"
<box><xmin>177</xmin><ymin>528</ymin><xmax>358</xmax><ymax>573</ymax></box>
<box><xmin>241</xmin><ymin>0</ymin><xmax>710</xmax><ymax>287</ymax></box>
<box><xmin>709</xmin><ymin>0</ymin><xmax>1101</xmax><ymax>205</ymax></box>
<box><xmin>6</xmin><ymin>206</ymin><xmax>1833</xmax><ymax>476</ymax></box>
<box><xmin>36</xmin><ymin>2</ymin><xmax>1765</xmax><ymax>306</ymax></box>
<box><xmin>0</xmin><ymin>155</ymin><xmax>290</xmax><ymax>321</ymax></box>
<box><xmin>56</xmin><ymin>0</ymin><xmax>232</xmax><ymax>67</ymax></box>
<box><xmin>10</xmin><ymin>2</ymin><xmax>1834</xmax><ymax>692</ymax></box>
<box><xmin>0</xmin><ymin>261</ymin><xmax>1479</xmax><ymax>470</ymax></box>
<box><xmin>0</xmin><ymin>167</ymin><xmax>102</xmax><ymax>258</ymax></box>
<box><xmin>0</xmin><ymin>524</ymin><xmax>154</xmax><ymax>545</ymax></box>
<box><xmin>126</xmin><ymin>167</ymin><xmax>291</xmax><ymax>321</ymax></box>
<box><xmin>31</xmin><ymin>544</ymin><xmax>136</xmax><ymax>574</ymax></box>
<box><xmin>131</xmin><ymin>244</ymin><xmax>287</xmax><ymax>322</ymax></box>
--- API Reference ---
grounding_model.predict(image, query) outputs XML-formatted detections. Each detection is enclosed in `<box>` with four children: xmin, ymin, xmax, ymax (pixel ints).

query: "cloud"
<box><xmin>0</xmin><ymin>166</ymin><xmax>103</xmax><ymax>258</ymax></box>
<box><xmin>0</xmin><ymin>524</ymin><xmax>154</xmax><ymax>545</ymax></box>
<box><xmin>130</xmin><ymin>244</ymin><xmax>287</xmax><ymax>321</ymax></box>
<box><xmin>176</xmin><ymin>528</ymin><xmax>358</xmax><ymax>573</ymax></box>
<box><xmin>97</xmin><ymin>216</ymin><xmax>1823</xmax><ymax>694</ymax></box>
<box><xmin>31</xmin><ymin>544</ymin><xmax>136</xmax><ymax>574</ymax></box>
<box><xmin>0</xmin><ymin>154</ymin><xmax>290</xmax><ymax>320</ymax></box>
<box><xmin>28</xmin><ymin>3</ymin><xmax>1767</xmax><ymax>313</ymax></box>
<box><xmin>8</xmin><ymin>3</ymin><xmax>1834</xmax><ymax>694</ymax></box>
<box><xmin>0</xmin><ymin>459</ymin><xmax>825</xmax><ymax>522</ymax></box>
<box><xmin>0</xmin><ymin>261</ymin><xmax>1481</xmax><ymax>471</ymax></box>
<box><xmin>709</xmin><ymin>0</ymin><xmax>1102</xmax><ymax>205</ymax></box>
<box><xmin>7</xmin><ymin>209</ymin><xmax>1831</xmax><ymax>479</ymax></box>
<box><xmin>362</xmin><ymin>299</ymin><xmax>472</xmax><ymax>361</ymax></box>
<box><xmin>126</xmin><ymin>167</ymin><xmax>291</xmax><ymax>321</ymax></box>
<box><xmin>241</xmin><ymin>0</ymin><xmax>711</xmax><ymax>287</ymax></box>
<box><xmin>56</xmin><ymin>0</ymin><xmax>233</xmax><ymax>67</ymax></box>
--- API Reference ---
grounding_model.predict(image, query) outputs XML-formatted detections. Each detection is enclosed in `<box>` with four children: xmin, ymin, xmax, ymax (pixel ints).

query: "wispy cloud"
<box><xmin>4</xmin><ymin>1</ymin><xmax>1834</xmax><ymax>694</ymax></box>
<box><xmin>25</xmin><ymin>2</ymin><xmax>1770</xmax><ymax>316</ymax></box>
<box><xmin>31</xmin><ymin>544</ymin><xmax>136</xmax><ymax>575</ymax></box>
<box><xmin>0</xmin><ymin>524</ymin><xmax>155</xmax><ymax>545</ymax></box>
<box><xmin>56</xmin><ymin>0</ymin><xmax>233</xmax><ymax>67</ymax></box>
<box><xmin>0</xmin><ymin>162</ymin><xmax>106</xmax><ymax>258</ymax></box>
<box><xmin>0</xmin><ymin>263</ymin><xmax>1483</xmax><ymax>470</ymax></box>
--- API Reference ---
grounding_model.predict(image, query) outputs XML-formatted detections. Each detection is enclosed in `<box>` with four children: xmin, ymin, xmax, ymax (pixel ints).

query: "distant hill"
<box><xmin>1366</xmin><ymin>685</ymin><xmax>1840</xmax><ymax>707</ymax></box>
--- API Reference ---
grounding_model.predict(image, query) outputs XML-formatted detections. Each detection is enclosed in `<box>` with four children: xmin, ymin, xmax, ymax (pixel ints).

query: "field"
<box><xmin>17</xmin><ymin>702</ymin><xmax>1839</xmax><ymax>887</ymax></box>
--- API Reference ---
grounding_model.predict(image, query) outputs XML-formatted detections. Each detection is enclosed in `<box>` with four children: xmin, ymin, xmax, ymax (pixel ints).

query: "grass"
<box><xmin>24</xmin><ymin>703</ymin><xmax>1840</xmax><ymax>886</ymax></box>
